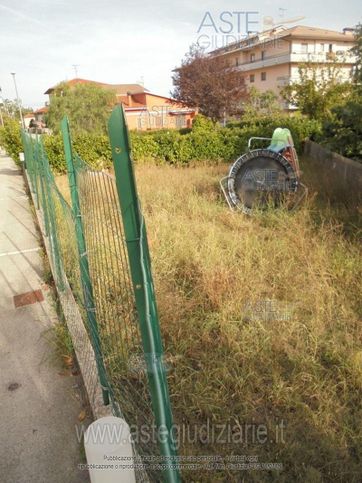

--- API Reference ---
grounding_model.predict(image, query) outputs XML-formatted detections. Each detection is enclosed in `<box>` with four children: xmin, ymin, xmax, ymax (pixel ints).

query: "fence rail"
<box><xmin>21</xmin><ymin>106</ymin><xmax>180</xmax><ymax>483</ymax></box>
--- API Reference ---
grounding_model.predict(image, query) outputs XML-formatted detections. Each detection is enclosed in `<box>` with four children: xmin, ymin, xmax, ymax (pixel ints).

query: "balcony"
<box><xmin>235</xmin><ymin>51</ymin><xmax>356</xmax><ymax>72</ymax></box>
<box><xmin>290</xmin><ymin>52</ymin><xmax>356</xmax><ymax>63</ymax></box>
<box><xmin>235</xmin><ymin>53</ymin><xmax>290</xmax><ymax>72</ymax></box>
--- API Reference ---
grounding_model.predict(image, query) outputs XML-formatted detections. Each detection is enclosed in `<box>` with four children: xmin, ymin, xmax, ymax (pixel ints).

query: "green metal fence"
<box><xmin>21</xmin><ymin>106</ymin><xmax>180</xmax><ymax>483</ymax></box>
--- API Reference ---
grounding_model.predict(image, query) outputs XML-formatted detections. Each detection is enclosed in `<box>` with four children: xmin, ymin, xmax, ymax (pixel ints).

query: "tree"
<box><xmin>323</xmin><ymin>98</ymin><xmax>362</xmax><ymax>159</ymax></box>
<box><xmin>0</xmin><ymin>99</ymin><xmax>32</xmax><ymax>120</ymax></box>
<box><xmin>352</xmin><ymin>23</ymin><xmax>362</xmax><ymax>85</ymax></box>
<box><xmin>281</xmin><ymin>61</ymin><xmax>352</xmax><ymax>121</ymax></box>
<box><xmin>172</xmin><ymin>44</ymin><xmax>246</xmax><ymax>122</ymax></box>
<box><xmin>321</xmin><ymin>24</ymin><xmax>362</xmax><ymax>160</ymax></box>
<box><xmin>47</xmin><ymin>82</ymin><xmax>116</xmax><ymax>134</ymax></box>
<box><xmin>242</xmin><ymin>87</ymin><xmax>282</xmax><ymax>120</ymax></box>
<box><xmin>0</xmin><ymin>117</ymin><xmax>22</xmax><ymax>161</ymax></box>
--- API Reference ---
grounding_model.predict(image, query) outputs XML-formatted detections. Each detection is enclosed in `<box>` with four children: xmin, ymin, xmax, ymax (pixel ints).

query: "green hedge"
<box><xmin>43</xmin><ymin>133</ymin><xmax>112</xmax><ymax>173</ymax></box>
<box><xmin>0</xmin><ymin>114</ymin><xmax>322</xmax><ymax>172</ymax></box>
<box><xmin>0</xmin><ymin>119</ymin><xmax>22</xmax><ymax>163</ymax></box>
<box><xmin>226</xmin><ymin>114</ymin><xmax>322</xmax><ymax>153</ymax></box>
<box><xmin>129</xmin><ymin>114</ymin><xmax>321</xmax><ymax>166</ymax></box>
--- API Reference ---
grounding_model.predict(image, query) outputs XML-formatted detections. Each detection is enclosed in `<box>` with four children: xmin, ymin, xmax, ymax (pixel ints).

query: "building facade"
<box><xmin>122</xmin><ymin>92</ymin><xmax>196</xmax><ymax>130</ymax></box>
<box><xmin>210</xmin><ymin>26</ymin><xmax>356</xmax><ymax>109</ymax></box>
<box><xmin>44</xmin><ymin>79</ymin><xmax>196</xmax><ymax>130</ymax></box>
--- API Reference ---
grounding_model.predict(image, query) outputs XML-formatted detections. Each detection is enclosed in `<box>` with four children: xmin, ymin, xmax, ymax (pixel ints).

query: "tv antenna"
<box><xmin>279</xmin><ymin>8</ymin><xmax>287</xmax><ymax>18</ymax></box>
<box><xmin>72</xmin><ymin>64</ymin><xmax>80</xmax><ymax>77</ymax></box>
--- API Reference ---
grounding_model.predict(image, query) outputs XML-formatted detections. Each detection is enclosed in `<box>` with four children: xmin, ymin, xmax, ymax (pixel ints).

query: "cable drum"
<box><xmin>227</xmin><ymin>149</ymin><xmax>299</xmax><ymax>214</ymax></box>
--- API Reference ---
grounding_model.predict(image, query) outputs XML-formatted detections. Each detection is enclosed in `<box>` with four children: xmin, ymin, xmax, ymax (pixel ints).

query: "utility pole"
<box><xmin>10</xmin><ymin>73</ymin><xmax>25</xmax><ymax>129</ymax></box>
<box><xmin>279</xmin><ymin>8</ymin><xmax>287</xmax><ymax>18</ymax></box>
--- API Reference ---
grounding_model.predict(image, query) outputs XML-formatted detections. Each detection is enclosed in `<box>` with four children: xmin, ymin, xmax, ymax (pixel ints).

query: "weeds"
<box><xmin>55</xmin><ymin>163</ymin><xmax>361</xmax><ymax>481</ymax></box>
<box><xmin>135</xmin><ymin>163</ymin><xmax>362</xmax><ymax>482</ymax></box>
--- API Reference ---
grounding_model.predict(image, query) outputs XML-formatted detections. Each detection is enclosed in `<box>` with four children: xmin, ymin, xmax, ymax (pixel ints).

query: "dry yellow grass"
<box><xmin>56</xmin><ymin>164</ymin><xmax>361</xmax><ymax>482</ymax></box>
<box><xmin>134</xmin><ymin>163</ymin><xmax>362</xmax><ymax>482</ymax></box>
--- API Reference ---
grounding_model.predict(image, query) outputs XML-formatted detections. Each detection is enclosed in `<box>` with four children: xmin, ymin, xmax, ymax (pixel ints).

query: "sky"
<box><xmin>0</xmin><ymin>0</ymin><xmax>361</xmax><ymax>109</ymax></box>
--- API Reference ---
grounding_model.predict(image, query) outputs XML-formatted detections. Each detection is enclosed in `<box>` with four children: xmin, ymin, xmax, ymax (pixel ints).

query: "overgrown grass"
<box><xmin>55</xmin><ymin>163</ymin><xmax>361</xmax><ymax>481</ymax></box>
<box><xmin>134</xmin><ymin>164</ymin><xmax>362</xmax><ymax>482</ymax></box>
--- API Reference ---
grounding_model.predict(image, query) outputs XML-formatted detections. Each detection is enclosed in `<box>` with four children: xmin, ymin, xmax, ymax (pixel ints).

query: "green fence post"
<box><xmin>108</xmin><ymin>105</ymin><xmax>180</xmax><ymax>483</ymax></box>
<box><xmin>37</xmin><ymin>139</ymin><xmax>52</xmax><ymax>238</ymax></box>
<box><xmin>61</xmin><ymin>116</ymin><xmax>110</xmax><ymax>406</ymax></box>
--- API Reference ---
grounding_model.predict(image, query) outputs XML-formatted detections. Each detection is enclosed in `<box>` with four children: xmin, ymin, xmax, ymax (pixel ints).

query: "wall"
<box><xmin>123</xmin><ymin>93</ymin><xmax>196</xmax><ymax>131</ymax></box>
<box><xmin>245</xmin><ymin>63</ymin><xmax>289</xmax><ymax>92</ymax></box>
<box><xmin>125</xmin><ymin>107</ymin><xmax>195</xmax><ymax>131</ymax></box>
<box><xmin>303</xmin><ymin>140</ymin><xmax>361</xmax><ymax>205</ymax></box>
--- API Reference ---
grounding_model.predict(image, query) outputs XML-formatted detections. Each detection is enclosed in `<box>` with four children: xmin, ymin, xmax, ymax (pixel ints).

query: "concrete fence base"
<box><xmin>85</xmin><ymin>417</ymin><xmax>136</xmax><ymax>483</ymax></box>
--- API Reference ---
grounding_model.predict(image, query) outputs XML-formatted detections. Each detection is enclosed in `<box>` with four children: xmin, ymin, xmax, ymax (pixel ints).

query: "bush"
<box><xmin>43</xmin><ymin>132</ymin><xmax>113</xmax><ymax>173</ymax></box>
<box><xmin>129</xmin><ymin>114</ymin><xmax>321</xmax><ymax>165</ymax></box>
<box><xmin>42</xmin><ymin>134</ymin><xmax>66</xmax><ymax>172</ymax></box>
<box><xmin>227</xmin><ymin>114</ymin><xmax>322</xmax><ymax>153</ymax></box>
<box><xmin>0</xmin><ymin>118</ymin><xmax>22</xmax><ymax>162</ymax></box>
<box><xmin>321</xmin><ymin>99</ymin><xmax>362</xmax><ymax>161</ymax></box>
<box><xmin>35</xmin><ymin>113</ymin><xmax>323</xmax><ymax>172</ymax></box>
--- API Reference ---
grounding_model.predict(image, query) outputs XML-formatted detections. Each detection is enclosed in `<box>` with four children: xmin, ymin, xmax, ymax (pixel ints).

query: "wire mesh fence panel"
<box><xmin>36</xmin><ymin>138</ymin><xmax>104</xmax><ymax>408</ymax></box>
<box><xmin>21</xmin><ymin>113</ymin><xmax>180</xmax><ymax>483</ymax></box>
<box><xmin>48</xmin><ymin>183</ymin><xmax>103</xmax><ymax>404</ymax></box>
<box><xmin>74</xmin><ymin>154</ymin><xmax>162</xmax><ymax>478</ymax></box>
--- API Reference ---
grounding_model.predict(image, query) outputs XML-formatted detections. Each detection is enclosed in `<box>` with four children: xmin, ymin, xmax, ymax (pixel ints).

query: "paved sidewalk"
<box><xmin>0</xmin><ymin>152</ymin><xmax>89</xmax><ymax>483</ymax></box>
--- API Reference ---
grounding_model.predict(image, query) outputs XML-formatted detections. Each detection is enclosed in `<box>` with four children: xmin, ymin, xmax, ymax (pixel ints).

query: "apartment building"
<box><xmin>210</xmin><ymin>26</ymin><xmax>357</xmax><ymax>109</ymax></box>
<box><xmin>44</xmin><ymin>79</ymin><xmax>196</xmax><ymax>130</ymax></box>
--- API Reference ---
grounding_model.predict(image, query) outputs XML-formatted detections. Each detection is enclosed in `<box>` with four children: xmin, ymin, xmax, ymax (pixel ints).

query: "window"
<box><xmin>249</xmin><ymin>74</ymin><xmax>255</xmax><ymax>83</ymax></box>
<box><xmin>250</xmin><ymin>53</ymin><xmax>255</xmax><ymax>62</ymax></box>
<box><xmin>176</xmin><ymin>115</ymin><xmax>186</xmax><ymax>128</ymax></box>
<box><xmin>261</xmin><ymin>72</ymin><xmax>267</xmax><ymax>81</ymax></box>
<box><xmin>329</xmin><ymin>43</ymin><xmax>333</xmax><ymax>52</ymax></box>
<box><xmin>301</xmin><ymin>43</ymin><xmax>308</xmax><ymax>53</ymax></box>
<box><xmin>235</xmin><ymin>58</ymin><xmax>239</xmax><ymax>66</ymax></box>
<box><xmin>320</xmin><ymin>43</ymin><xmax>325</xmax><ymax>52</ymax></box>
<box><xmin>261</xmin><ymin>50</ymin><xmax>266</xmax><ymax>60</ymax></box>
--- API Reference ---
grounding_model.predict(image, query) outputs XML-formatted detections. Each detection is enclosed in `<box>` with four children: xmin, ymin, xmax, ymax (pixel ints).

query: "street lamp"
<box><xmin>10</xmin><ymin>72</ymin><xmax>25</xmax><ymax>129</ymax></box>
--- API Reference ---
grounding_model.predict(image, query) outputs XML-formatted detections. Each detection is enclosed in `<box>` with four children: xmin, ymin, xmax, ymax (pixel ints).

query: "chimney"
<box><xmin>343</xmin><ymin>27</ymin><xmax>355</xmax><ymax>35</ymax></box>
<box><xmin>127</xmin><ymin>91</ymin><xmax>132</xmax><ymax>107</ymax></box>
